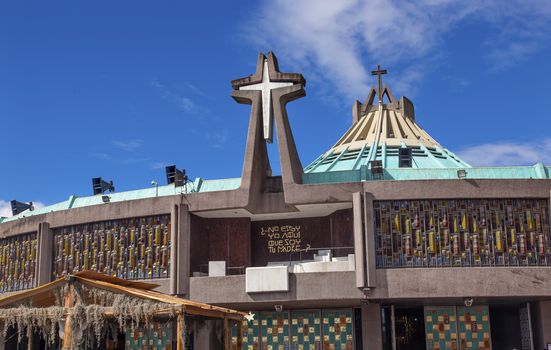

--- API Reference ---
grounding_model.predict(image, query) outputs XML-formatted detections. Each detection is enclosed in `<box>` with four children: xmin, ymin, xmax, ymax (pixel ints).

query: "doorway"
<box><xmin>395</xmin><ymin>307</ymin><xmax>426</xmax><ymax>350</ymax></box>
<box><xmin>490</xmin><ymin>305</ymin><xmax>524</xmax><ymax>350</ymax></box>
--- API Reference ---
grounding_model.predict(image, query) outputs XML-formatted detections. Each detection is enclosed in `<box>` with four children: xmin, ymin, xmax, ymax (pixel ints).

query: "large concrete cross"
<box><xmin>232</xmin><ymin>53</ymin><xmax>304</xmax><ymax>143</ymax></box>
<box><xmin>238</xmin><ymin>59</ymin><xmax>293</xmax><ymax>143</ymax></box>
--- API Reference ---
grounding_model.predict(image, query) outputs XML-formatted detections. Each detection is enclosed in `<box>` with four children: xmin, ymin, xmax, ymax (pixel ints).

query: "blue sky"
<box><xmin>1</xmin><ymin>0</ymin><xmax>551</xmax><ymax>215</ymax></box>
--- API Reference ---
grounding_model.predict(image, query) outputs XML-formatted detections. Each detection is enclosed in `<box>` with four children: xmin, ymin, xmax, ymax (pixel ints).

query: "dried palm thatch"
<box><xmin>0</xmin><ymin>282</ymin><xmax>174</xmax><ymax>348</ymax></box>
<box><xmin>0</xmin><ymin>272</ymin><xmax>244</xmax><ymax>349</ymax></box>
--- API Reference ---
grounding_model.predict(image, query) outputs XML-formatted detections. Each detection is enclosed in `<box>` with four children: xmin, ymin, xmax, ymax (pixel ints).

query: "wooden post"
<box><xmin>26</xmin><ymin>331</ymin><xmax>33</xmax><ymax>350</ymax></box>
<box><xmin>62</xmin><ymin>284</ymin><xmax>76</xmax><ymax>350</ymax></box>
<box><xmin>223</xmin><ymin>318</ymin><xmax>231</xmax><ymax>350</ymax></box>
<box><xmin>236</xmin><ymin>320</ymin><xmax>243</xmax><ymax>350</ymax></box>
<box><xmin>176</xmin><ymin>312</ymin><xmax>185</xmax><ymax>350</ymax></box>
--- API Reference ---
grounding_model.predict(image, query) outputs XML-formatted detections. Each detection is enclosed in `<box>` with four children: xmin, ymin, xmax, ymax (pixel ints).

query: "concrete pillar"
<box><xmin>170</xmin><ymin>205</ymin><xmax>179</xmax><ymax>295</ymax></box>
<box><xmin>353</xmin><ymin>192</ymin><xmax>366</xmax><ymax>288</ymax></box>
<box><xmin>534</xmin><ymin>300</ymin><xmax>551</xmax><ymax>350</ymax></box>
<box><xmin>194</xmin><ymin>319</ymin><xmax>222</xmax><ymax>350</ymax></box>
<box><xmin>36</xmin><ymin>222</ymin><xmax>53</xmax><ymax>286</ymax></box>
<box><xmin>362</xmin><ymin>303</ymin><xmax>383</xmax><ymax>350</ymax></box>
<box><xmin>364</xmin><ymin>193</ymin><xmax>376</xmax><ymax>288</ymax></box>
<box><xmin>176</xmin><ymin>204</ymin><xmax>191</xmax><ymax>296</ymax></box>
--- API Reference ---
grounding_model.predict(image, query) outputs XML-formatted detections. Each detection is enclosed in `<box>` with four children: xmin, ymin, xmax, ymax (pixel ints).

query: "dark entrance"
<box><xmin>395</xmin><ymin>307</ymin><xmax>426</xmax><ymax>350</ymax></box>
<box><xmin>490</xmin><ymin>305</ymin><xmax>523</xmax><ymax>350</ymax></box>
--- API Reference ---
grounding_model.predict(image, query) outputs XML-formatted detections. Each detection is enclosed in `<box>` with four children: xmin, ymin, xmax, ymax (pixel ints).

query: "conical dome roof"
<box><xmin>305</xmin><ymin>85</ymin><xmax>470</xmax><ymax>174</ymax></box>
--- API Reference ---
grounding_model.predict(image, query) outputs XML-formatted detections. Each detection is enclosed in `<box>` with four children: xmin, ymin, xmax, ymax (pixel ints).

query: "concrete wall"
<box><xmin>190</xmin><ymin>267</ymin><xmax>551</xmax><ymax>309</ymax></box>
<box><xmin>190</xmin><ymin>271</ymin><xmax>364</xmax><ymax>309</ymax></box>
<box><xmin>362</xmin><ymin>303</ymin><xmax>383</xmax><ymax>350</ymax></box>
<box><xmin>534</xmin><ymin>301</ymin><xmax>551</xmax><ymax>350</ymax></box>
<box><xmin>2</xmin><ymin>179</ymin><xmax>551</xmax><ymax>239</ymax></box>
<box><xmin>373</xmin><ymin>267</ymin><xmax>551</xmax><ymax>300</ymax></box>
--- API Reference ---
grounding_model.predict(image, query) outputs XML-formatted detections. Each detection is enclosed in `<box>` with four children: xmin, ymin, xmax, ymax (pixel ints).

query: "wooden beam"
<box><xmin>223</xmin><ymin>318</ymin><xmax>231</xmax><ymax>350</ymax></box>
<box><xmin>62</xmin><ymin>284</ymin><xmax>76</xmax><ymax>350</ymax></box>
<box><xmin>26</xmin><ymin>332</ymin><xmax>33</xmax><ymax>350</ymax></box>
<box><xmin>0</xmin><ymin>278</ymin><xmax>64</xmax><ymax>308</ymax></box>
<box><xmin>177</xmin><ymin>313</ymin><xmax>185</xmax><ymax>350</ymax></box>
<box><xmin>236</xmin><ymin>320</ymin><xmax>243</xmax><ymax>350</ymax></box>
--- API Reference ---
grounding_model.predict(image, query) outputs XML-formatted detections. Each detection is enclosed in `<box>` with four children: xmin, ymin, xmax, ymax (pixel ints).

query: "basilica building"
<box><xmin>1</xmin><ymin>52</ymin><xmax>551</xmax><ymax>350</ymax></box>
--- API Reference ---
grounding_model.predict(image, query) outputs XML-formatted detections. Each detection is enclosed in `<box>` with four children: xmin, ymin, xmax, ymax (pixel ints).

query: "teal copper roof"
<box><xmin>303</xmin><ymin>163</ymin><xmax>551</xmax><ymax>184</ymax></box>
<box><xmin>305</xmin><ymin>85</ymin><xmax>470</xmax><ymax>174</ymax></box>
<box><xmin>302</xmin><ymin>84</ymin><xmax>550</xmax><ymax>184</ymax></box>
<box><xmin>0</xmin><ymin>177</ymin><xmax>241</xmax><ymax>223</ymax></box>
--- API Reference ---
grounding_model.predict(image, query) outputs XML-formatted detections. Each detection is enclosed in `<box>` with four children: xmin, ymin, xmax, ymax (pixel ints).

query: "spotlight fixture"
<box><xmin>101</xmin><ymin>195</ymin><xmax>111</xmax><ymax>203</ymax></box>
<box><xmin>370</xmin><ymin>160</ymin><xmax>383</xmax><ymax>177</ymax></box>
<box><xmin>464</xmin><ymin>297</ymin><xmax>474</xmax><ymax>307</ymax></box>
<box><xmin>457</xmin><ymin>169</ymin><xmax>467</xmax><ymax>179</ymax></box>
<box><xmin>165</xmin><ymin>165</ymin><xmax>188</xmax><ymax>187</ymax></box>
<box><xmin>10</xmin><ymin>200</ymin><xmax>34</xmax><ymax>216</ymax></box>
<box><xmin>274</xmin><ymin>305</ymin><xmax>283</xmax><ymax>312</ymax></box>
<box><xmin>151</xmin><ymin>180</ymin><xmax>159</xmax><ymax>197</ymax></box>
<box><xmin>398</xmin><ymin>147</ymin><xmax>413</xmax><ymax>168</ymax></box>
<box><xmin>92</xmin><ymin>177</ymin><xmax>115</xmax><ymax>195</ymax></box>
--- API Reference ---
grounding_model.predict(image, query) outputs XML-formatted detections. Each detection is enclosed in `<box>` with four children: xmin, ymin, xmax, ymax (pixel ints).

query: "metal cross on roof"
<box><xmin>371</xmin><ymin>65</ymin><xmax>388</xmax><ymax>104</ymax></box>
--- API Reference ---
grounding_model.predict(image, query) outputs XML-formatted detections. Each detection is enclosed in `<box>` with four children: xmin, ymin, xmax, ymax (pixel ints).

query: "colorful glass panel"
<box><xmin>424</xmin><ymin>307</ymin><xmax>458</xmax><ymax>350</ymax></box>
<box><xmin>321</xmin><ymin>309</ymin><xmax>354</xmax><ymax>350</ymax></box>
<box><xmin>375</xmin><ymin>199</ymin><xmax>550</xmax><ymax>268</ymax></box>
<box><xmin>232</xmin><ymin>318</ymin><xmax>260</xmax><ymax>350</ymax></box>
<box><xmin>53</xmin><ymin>215</ymin><xmax>170</xmax><ymax>280</ymax></box>
<box><xmin>290</xmin><ymin>310</ymin><xmax>321</xmax><ymax>350</ymax></box>
<box><xmin>456</xmin><ymin>306</ymin><xmax>491</xmax><ymax>350</ymax></box>
<box><xmin>0</xmin><ymin>232</ymin><xmax>37</xmax><ymax>292</ymax></box>
<box><xmin>125</xmin><ymin>321</ymin><xmax>173</xmax><ymax>350</ymax></box>
<box><xmin>260</xmin><ymin>311</ymin><xmax>290</xmax><ymax>350</ymax></box>
<box><xmin>233</xmin><ymin>309</ymin><xmax>354</xmax><ymax>350</ymax></box>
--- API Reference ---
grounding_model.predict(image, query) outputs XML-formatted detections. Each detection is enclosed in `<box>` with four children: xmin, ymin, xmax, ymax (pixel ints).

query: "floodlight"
<box><xmin>10</xmin><ymin>200</ymin><xmax>34</xmax><ymax>216</ymax></box>
<box><xmin>101</xmin><ymin>195</ymin><xmax>111</xmax><ymax>203</ymax></box>
<box><xmin>398</xmin><ymin>147</ymin><xmax>412</xmax><ymax>168</ymax></box>
<box><xmin>370</xmin><ymin>160</ymin><xmax>383</xmax><ymax>176</ymax></box>
<box><xmin>92</xmin><ymin>177</ymin><xmax>115</xmax><ymax>195</ymax></box>
<box><xmin>457</xmin><ymin>169</ymin><xmax>467</xmax><ymax>179</ymax></box>
<box><xmin>165</xmin><ymin>165</ymin><xmax>188</xmax><ymax>187</ymax></box>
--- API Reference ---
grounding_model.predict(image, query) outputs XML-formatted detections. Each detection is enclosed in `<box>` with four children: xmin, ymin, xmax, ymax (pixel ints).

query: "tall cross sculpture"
<box><xmin>371</xmin><ymin>65</ymin><xmax>388</xmax><ymax>104</ymax></box>
<box><xmin>232</xmin><ymin>52</ymin><xmax>305</xmax><ymax>143</ymax></box>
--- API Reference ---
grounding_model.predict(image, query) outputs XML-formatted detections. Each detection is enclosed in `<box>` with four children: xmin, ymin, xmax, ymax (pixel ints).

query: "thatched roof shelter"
<box><xmin>0</xmin><ymin>271</ymin><xmax>246</xmax><ymax>350</ymax></box>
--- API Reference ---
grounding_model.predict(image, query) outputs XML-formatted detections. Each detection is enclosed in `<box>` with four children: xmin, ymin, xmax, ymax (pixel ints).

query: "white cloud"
<box><xmin>149</xmin><ymin>80</ymin><xmax>202</xmax><ymax>114</ymax></box>
<box><xmin>151</xmin><ymin>162</ymin><xmax>168</xmax><ymax>170</ymax></box>
<box><xmin>0</xmin><ymin>200</ymin><xmax>45</xmax><ymax>218</ymax></box>
<box><xmin>205</xmin><ymin>129</ymin><xmax>229</xmax><ymax>149</ymax></box>
<box><xmin>457</xmin><ymin>138</ymin><xmax>551</xmax><ymax>166</ymax></box>
<box><xmin>113</xmin><ymin>139</ymin><xmax>142</xmax><ymax>152</ymax></box>
<box><xmin>0</xmin><ymin>200</ymin><xmax>11</xmax><ymax>218</ymax></box>
<box><xmin>90</xmin><ymin>152</ymin><xmax>111</xmax><ymax>160</ymax></box>
<box><xmin>246</xmin><ymin>0</ymin><xmax>551</xmax><ymax>100</ymax></box>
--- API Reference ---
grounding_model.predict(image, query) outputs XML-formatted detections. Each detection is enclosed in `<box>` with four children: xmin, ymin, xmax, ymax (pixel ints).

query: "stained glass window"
<box><xmin>374</xmin><ymin>199</ymin><xmax>550</xmax><ymax>268</ymax></box>
<box><xmin>53</xmin><ymin>215</ymin><xmax>170</xmax><ymax>280</ymax></box>
<box><xmin>0</xmin><ymin>232</ymin><xmax>37</xmax><ymax>292</ymax></box>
